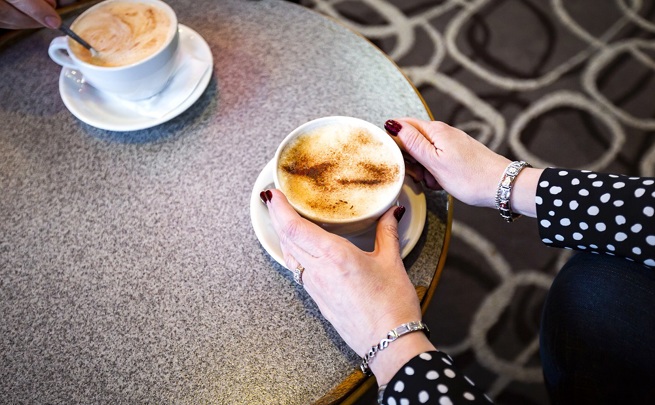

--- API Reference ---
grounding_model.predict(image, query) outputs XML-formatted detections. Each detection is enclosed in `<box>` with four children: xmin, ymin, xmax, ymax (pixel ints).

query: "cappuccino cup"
<box><xmin>48</xmin><ymin>0</ymin><xmax>179</xmax><ymax>101</ymax></box>
<box><xmin>273</xmin><ymin>116</ymin><xmax>405</xmax><ymax>236</ymax></box>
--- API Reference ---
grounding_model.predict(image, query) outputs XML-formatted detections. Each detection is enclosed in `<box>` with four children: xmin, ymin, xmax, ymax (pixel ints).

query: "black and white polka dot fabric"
<box><xmin>536</xmin><ymin>168</ymin><xmax>655</xmax><ymax>268</ymax></box>
<box><xmin>382</xmin><ymin>351</ymin><xmax>492</xmax><ymax>404</ymax></box>
<box><xmin>381</xmin><ymin>169</ymin><xmax>654</xmax><ymax>404</ymax></box>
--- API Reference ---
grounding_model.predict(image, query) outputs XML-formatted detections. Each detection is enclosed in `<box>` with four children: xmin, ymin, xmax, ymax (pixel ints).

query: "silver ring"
<box><xmin>292</xmin><ymin>264</ymin><xmax>304</xmax><ymax>286</ymax></box>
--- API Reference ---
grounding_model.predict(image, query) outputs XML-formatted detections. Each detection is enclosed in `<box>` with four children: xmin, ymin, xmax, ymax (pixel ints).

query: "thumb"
<box><xmin>373</xmin><ymin>205</ymin><xmax>405</xmax><ymax>256</ymax></box>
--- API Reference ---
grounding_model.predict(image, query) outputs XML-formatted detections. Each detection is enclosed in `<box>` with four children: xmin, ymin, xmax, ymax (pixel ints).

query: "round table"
<box><xmin>0</xmin><ymin>0</ymin><xmax>451</xmax><ymax>403</ymax></box>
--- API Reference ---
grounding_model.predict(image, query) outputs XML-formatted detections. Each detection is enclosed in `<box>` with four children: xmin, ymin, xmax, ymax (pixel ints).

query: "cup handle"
<box><xmin>48</xmin><ymin>36</ymin><xmax>77</xmax><ymax>69</ymax></box>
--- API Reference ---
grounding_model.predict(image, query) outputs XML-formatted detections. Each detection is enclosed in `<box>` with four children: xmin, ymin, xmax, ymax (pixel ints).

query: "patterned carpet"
<box><xmin>299</xmin><ymin>1</ymin><xmax>655</xmax><ymax>404</ymax></box>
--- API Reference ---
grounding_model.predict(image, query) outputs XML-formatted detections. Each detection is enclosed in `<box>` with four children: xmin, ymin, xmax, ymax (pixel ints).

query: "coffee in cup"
<box><xmin>48</xmin><ymin>0</ymin><xmax>179</xmax><ymax>101</ymax></box>
<box><xmin>274</xmin><ymin>116</ymin><xmax>405</xmax><ymax>236</ymax></box>
<box><xmin>69</xmin><ymin>1</ymin><xmax>173</xmax><ymax>67</ymax></box>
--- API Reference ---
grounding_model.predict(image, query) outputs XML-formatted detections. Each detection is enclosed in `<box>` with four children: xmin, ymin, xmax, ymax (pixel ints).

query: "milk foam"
<box><xmin>71</xmin><ymin>2</ymin><xmax>172</xmax><ymax>67</ymax></box>
<box><xmin>278</xmin><ymin>124</ymin><xmax>401</xmax><ymax>221</ymax></box>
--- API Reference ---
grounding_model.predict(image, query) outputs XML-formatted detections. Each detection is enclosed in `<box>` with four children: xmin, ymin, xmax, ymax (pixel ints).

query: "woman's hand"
<box><xmin>385</xmin><ymin>118</ymin><xmax>541</xmax><ymax>217</ymax></box>
<box><xmin>261</xmin><ymin>189</ymin><xmax>434</xmax><ymax>384</ymax></box>
<box><xmin>385</xmin><ymin>118</ymin><xmax>511</xmax><ymax>209</ymax></box>
<box><xmin>0</xmin><ymin>0</ymin><xmax>61</xmax><ymax>29</ymax></box>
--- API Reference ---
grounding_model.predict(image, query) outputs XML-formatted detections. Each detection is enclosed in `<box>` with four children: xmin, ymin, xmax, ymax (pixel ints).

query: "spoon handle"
<box><xmin>59</xmin><ymin>24</ymin><xmax>97</xmax><ymax>54</ymax></box>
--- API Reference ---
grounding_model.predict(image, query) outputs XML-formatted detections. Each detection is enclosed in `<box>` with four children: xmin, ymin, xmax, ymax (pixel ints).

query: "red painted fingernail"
<box><xmin>260</xmin><ymin>190</ymin><xmax>273</xmax><ymax>204</ymax></box>
<box><xmin>393</xmin><ymin>205</ymin><xmax>406</xmax><ymax>222</ymax></box>
<box><xmin>384</xmin><ymin>119</ymin><xmax>402</xmax><ymax>136</ymax></box>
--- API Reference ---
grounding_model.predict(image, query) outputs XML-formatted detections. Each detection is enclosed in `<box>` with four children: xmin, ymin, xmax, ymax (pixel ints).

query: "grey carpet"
<box><xmin>300</xmin><ymin>0</ymin><xmax>655</xmax><ymax>404</ymax></box>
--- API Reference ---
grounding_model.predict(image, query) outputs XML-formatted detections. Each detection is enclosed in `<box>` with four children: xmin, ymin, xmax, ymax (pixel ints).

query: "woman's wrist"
<box><xmin>368</xmin><ymin>332</ymin><xmax>436</xmax><ymax>385</ymax></box>
<box><xmin>510</xmin><ymin>167</ymin><xmax>542</xmax><ymax>218</ymax></box>
<box><xmin>481</xmin><ymin>157</ymin><xmax>512</xmax><ymax>209</ymax></box>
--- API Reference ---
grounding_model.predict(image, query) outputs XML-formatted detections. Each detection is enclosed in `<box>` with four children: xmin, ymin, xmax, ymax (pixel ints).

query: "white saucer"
<box><xmin>250</xmin><ymin>159</ymin><xmax>427</xmax><ymax>267</ymax></box>
<box><xmin>58</xmin><ymin>24</ymin><xmax>213</xmax><ymax>132</ymax></box>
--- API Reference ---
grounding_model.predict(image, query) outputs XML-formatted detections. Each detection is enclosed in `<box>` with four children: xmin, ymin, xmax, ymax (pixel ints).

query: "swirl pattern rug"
<box><xmin>300</xmin><ymin>0</ymin><xmax>655</xmax><ymax>403</ymax></box>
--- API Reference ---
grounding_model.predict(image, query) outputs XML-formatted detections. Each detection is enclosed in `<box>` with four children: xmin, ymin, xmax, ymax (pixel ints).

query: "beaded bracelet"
<box><xmin>495</xmin><ymin>161</ymin><xmax>531</xmax><ymax>223</ymax></box>
<box><xmin>360</xmin><ymin>321</ymin><xmax>430</xmax><ymax>376</ymax></box>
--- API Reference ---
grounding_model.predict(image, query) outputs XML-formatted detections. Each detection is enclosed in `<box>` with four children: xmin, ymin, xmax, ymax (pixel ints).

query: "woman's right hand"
<box><xmin>385</xmin><ymin>118</ymin><xmax>511</xmax><ymax>209</ymax></box>
<box><xmin>386</xmin><ymin>118</ymin><xmax>542</xmax><ymax>217</ymax></box>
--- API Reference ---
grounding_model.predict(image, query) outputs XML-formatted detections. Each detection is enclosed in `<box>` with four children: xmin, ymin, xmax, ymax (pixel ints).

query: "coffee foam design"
<box><xmin>71</xmin><ymin>2</ymin><xmax>172</xmax><ymax>67</ymax></box>
<box><xmin>278</xmin><ymin>124</ymin><xmax>401</xmax><ymax>221</ymax></box>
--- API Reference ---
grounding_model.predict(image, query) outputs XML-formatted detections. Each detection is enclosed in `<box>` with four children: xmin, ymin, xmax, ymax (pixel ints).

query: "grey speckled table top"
<box><xmin>0</xmin><ymin>0</ymin><xmax>448</xmax><ymax>403</ymax></box>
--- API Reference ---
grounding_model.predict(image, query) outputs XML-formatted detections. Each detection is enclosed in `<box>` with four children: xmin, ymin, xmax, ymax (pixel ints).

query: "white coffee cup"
<box><xmin>273</xmin><ymin>116</ymin><xmax>405</xmax><ymax>236</ymax></box>
<box><xmin>48</xmin><ymin>0</ymin><xmax>179</xmax><ymax>101</ymax></box>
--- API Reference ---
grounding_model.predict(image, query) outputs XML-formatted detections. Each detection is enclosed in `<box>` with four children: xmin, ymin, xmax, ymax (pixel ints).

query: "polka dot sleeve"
<box><xmin>382</xmin><ymin>351</ymin><xmax>492</xmax><ymax>404</ymax></box>
<box><xmin>536</xmin><ymin>168</ymin><xmax>655</xmax><ymax>268</ymax></box>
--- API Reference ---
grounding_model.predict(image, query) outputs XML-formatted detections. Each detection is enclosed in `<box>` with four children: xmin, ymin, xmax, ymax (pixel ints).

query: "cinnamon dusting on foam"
<box><xmin>278</xmin><ymin>125</ymin><xmax>401</xmax><ymax>220</ymax></box>
<box><xmin>70</xmin><ymin>2</ymin><xmax>172</xmax><ymax>67</ymax></box>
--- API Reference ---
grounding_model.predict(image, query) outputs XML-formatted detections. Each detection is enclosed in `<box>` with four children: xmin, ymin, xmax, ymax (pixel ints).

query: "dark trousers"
<box><xmin>540</xmin><ymin>253</ymin><xmax>655</xmax><ymax>404</ymax></box>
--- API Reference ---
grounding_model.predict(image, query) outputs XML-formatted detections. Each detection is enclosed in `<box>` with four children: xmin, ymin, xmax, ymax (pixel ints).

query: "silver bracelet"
<box><xmin>360</xmin><ymin>321</ymin><xmax>430</xmax><ymax>376</ymax></box>
<box><xmin>495</xmin><ymin>161</ymin><xmax>531</xmax><ymax>223</ymax></box>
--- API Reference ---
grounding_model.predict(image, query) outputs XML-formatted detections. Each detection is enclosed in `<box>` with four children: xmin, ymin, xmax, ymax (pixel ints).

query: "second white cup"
<box><xmin>48</xmin><ymin>0</ymin><xmax>179</xmax><ymax>101</ymax></box>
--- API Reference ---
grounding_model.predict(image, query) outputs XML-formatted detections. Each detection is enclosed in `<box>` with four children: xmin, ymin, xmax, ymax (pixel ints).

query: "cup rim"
<box><xmin>68</xmin><ymin>0</ymin><xmax>178</xmax><ymax>71</ymax></box>
<box><xmin>273</xmin><ymin>116</ymin><xmax>406</xmax><ymax>226</ymax></box>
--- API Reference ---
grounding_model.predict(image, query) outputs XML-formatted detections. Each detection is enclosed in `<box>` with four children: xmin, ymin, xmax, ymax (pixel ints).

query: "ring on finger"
<box><xmin>292</xmin><ymin>264</ymin><xmax>305</xmax><ymax>286</ymax></box>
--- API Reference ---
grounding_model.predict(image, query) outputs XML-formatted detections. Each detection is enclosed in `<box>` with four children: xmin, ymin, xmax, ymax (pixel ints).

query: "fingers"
<box><xmin>387</xmin><ymin>118</ymin><xmax>448</xmax><ymax>190</ymax></box>
<box><xmin>385</xmin><ymin>118</ymin><xmax>438</xmax><ymax>170</ymax></box>
<box><xmin>404</xmin><ymin>159</ymin><xmax>443</xmax><ymax>190</ymax></box>
<box><xmin>3</xmin><ymin>0</ymin><xmax>61</xmax><ymax>29</ymax></box>
<box><xmin>385</xmin><ymin>118</ymin><xmax>461</xmax><ymax>190</ymax></box>
<box><xmin>423</xmin><ymin>171</ymin><xmax>442</xmax><ymax>190</ymax></box>
<box><xmin>261</xmin><ymin>188</ymin><xmax>337</xmax><ymax>268</ymax></box>
<box><xmin>0</xmin><ymin>2</ymin><xmax>40</xmax><ymax>28</ymax></box>
<box><xmin>402</xmin><ymin>117</ymin><xmax>451</xmax><ymax>143</ymax></box>
<box><xmin>374</xmin><ymin>206</ymin><xmax>405</xmax><ymax>257</ymax></box>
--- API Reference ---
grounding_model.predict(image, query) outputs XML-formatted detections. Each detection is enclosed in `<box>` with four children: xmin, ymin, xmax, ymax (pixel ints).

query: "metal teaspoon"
<box><xmin>59</xmin><ymin>24</ymin><xmax>98</xmax><ymax>56</ymax></box>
